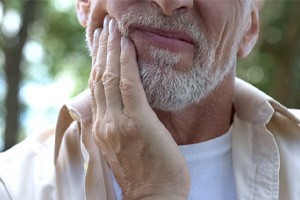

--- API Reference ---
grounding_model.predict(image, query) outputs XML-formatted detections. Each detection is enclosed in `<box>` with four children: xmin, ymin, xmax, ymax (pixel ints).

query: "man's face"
<box><xmin>81</xmin><ymin>0</ymin><xmax>257</xmax><ymax>111</ymax></box>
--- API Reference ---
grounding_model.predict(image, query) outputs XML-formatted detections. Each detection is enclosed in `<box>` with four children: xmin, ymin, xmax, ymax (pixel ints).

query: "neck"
<box><xmin>154</xmin><ymin>71</ymin><xmax>235</xmax><ymax>145</ymax></box>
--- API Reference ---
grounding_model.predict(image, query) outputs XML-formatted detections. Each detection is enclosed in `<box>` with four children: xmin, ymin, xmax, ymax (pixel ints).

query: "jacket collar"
<box><xmin>234</xmin><ymin>78</ymin><xmax>300</xmax><ymax>125</ymax></box>
<box><xmin>54</xmin><ymin>78</ymin><xmax>300</xmax><ymax>162</ymax></box>
<box><xmin>54</xmin><ymin>89</ymin><xmax>92</xmax><ymax>163</ymax></box>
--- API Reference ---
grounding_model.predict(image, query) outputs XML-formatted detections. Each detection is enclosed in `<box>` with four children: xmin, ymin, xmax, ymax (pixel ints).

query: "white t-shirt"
<box><xmin>112</xmin><ymin>129</ymin><xmax>237</xmax><ymax>200</ymax></box>
<box><xmin>179</xmin><ymin>129</ymin><xmax>237</xmax><ymax>200</ymax></box>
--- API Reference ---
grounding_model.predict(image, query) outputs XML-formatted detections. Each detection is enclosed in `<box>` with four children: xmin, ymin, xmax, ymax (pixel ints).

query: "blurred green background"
<box><xmin>0</xmin><ymin>0</ymin><xmax>299</xmax><ymax>151</ymax></box>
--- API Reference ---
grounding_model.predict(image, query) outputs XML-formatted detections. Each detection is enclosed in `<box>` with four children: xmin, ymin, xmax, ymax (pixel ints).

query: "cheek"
<box><xmin>86</xmin><ymin>0</ymin><xmax>127</xmax><ymax>50</ymax></box>
<box><xmin>86</xmin><ymin>1</ymin><xmax>107</xmax><ymax>48</ymax></box>
<box><xmin>106</xmin><ymin>1</ymin><xmax>128</xmax><ymax>18</ymax></box>
<box><xmin>198</xmin><ymin>20</ymin><xmax>241</xmax><ymax>72</ymax></box>
<box><xmin>90</xmin><ymin>1</ymin><xmax>107</xmax><ymax>28</ymax></box>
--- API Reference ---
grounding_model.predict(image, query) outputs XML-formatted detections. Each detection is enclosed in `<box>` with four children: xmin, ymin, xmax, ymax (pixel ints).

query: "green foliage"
<box><xmin>0</xmin><ymin>0</ymin><xmax>91</xmax><ymax>148</ymax></box>
<box><xmin>1</xmin><ymin>1</ymin><xmax>300</xmax><ymax>146</ymax></box>
<box><xmin>35</xmin><ymin>1</ymin><xmax>91</xmax><ymax>95</ymax></box>
<box><xmin>238</xmin><ymin>1</ymin><xmax>300</xmax><ymax>107</ymax></box>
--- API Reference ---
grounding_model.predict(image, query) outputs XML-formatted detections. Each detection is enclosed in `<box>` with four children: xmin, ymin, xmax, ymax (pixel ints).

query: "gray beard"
<box><xmin>118</xmin><ymin>12</ymin><xmax>235</xmax><ymax>111</ymax></box>
<box><xmin>87</xmin><ymin>11</ymin><xmax>236</xmax><ymax>111</ymax></box>
<box><xmin>138</xmin><ymin>46</ymin><xmax>232</xmax><ymax>111</ymax></box>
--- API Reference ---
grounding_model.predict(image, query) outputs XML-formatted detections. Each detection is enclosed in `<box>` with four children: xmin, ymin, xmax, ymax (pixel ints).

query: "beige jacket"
<box><xmin>0</xmin><ymin>79</ymin><xmax>300</xmax><ymax>200</ymax></box>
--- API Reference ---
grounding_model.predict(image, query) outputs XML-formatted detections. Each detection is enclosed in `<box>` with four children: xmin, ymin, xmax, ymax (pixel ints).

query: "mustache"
<box><xmin>86</xmin><ymin>11</ymin><xmax>209</xmax><ymax>57</ymax></box>
<box><xmin>117</xmin><ymin>12</ymin><xmax>205</xmax><ymax>45</ymax></box>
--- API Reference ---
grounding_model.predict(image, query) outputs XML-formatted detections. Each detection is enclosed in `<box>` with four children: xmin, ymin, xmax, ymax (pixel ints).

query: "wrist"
<box><xmin>141</xmin><ymin>195</ymin><xmax>187</xmax><ymax>200</ymax></box>
<box><xmin>123</xmin><ymin>186</ymin><xmax>189</xmax><ymax>200</ymax></box>
<box><xmin>124</xmin><ymin>194</ymin><xmax>187</xmax><ymax>200</ymax></box>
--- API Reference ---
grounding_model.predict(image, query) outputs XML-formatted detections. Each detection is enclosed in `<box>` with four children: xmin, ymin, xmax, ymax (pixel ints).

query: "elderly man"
<box><xmin>1</xmin><ymin>0</ymin><xmax>300</xmax><ymax>199</ymax></box>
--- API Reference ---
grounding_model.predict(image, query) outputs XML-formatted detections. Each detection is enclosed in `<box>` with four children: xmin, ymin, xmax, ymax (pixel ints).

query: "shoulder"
<box><xmin>268</xmin><ymin>109</ymin><xmax>300</xmax><ymax>198</ymax></box>
<box><xmin>268</xmin><ymin>108</ymin><xmax>300</xmax><ymax>139</ymax></box>
<box><xmin>267</xmin><ymin>108</ymin><xmax>300</xmax><ymax>171</ymax></box>
<box><xmin>0</xmin><ymin>120</ymin><xmax>84</xmax><ymax>199</ymax></box>
<box><xmin>0</xmin><ymin>128</ymin><xmax>56</xmax><ymax>198</ymax></box>
<box><xmin>0</xmin><ymin>128</ymin><xmax>56</xmax><ymax>163</ymax></box>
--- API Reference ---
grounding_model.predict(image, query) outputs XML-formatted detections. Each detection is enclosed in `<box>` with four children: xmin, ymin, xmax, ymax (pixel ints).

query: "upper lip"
<box><xmin>134</xmin><ymin>26</ymin><xmax>195</xmax><ymax>45</ymax></box>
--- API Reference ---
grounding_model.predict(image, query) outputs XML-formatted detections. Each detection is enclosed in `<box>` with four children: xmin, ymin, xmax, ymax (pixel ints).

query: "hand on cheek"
<box><xmin>89</xmin><ymin>16</ymin><xmax>190</xmax><ymax>199</ymax></box>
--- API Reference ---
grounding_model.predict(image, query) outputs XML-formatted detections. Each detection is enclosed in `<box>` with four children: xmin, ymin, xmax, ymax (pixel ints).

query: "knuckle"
<box><xmin>120</xmin><ymin>57</ymin><xmax>131</xmax><ymax>67</ymax></box>
<box><xmin>91</xmin><ymin>51</ymin><xmax>97</xmax><ymax>61</ymax></box>
<box><xmin>91</xmin><ymin>65</ymin><xmax>105</xmax><ymax>82</ymax></box>
<box><xmin>93</xmin><ymin>115</ymin><xmax>122</xmax><ymax>154</ymax></box>
<box><xmin>102</xmin><ymin>114</ymin><xmax>117</xmax><ymax>138</ymax></box>
<box><xmin>106</xmin><ymin>38</ymin><xmax>117</xmax><ymax>52</ymax></box>
<box><xmin>92</xmin><ymin>118</ymin><xmax>102</xmax><ymax>142</ymax></box>
<box><xmin>102</xmin><ymin>71</ymin><xmax>120</xmax><ymax>87</ymax></box>
<box><xmin>93</xmin><ymin>118</ymin><xmax>115</xmax><ymax>139</ymax></box>
<box><xmin>93</xmin><ymin>63</ymin><xmax>104</xmax><ymax>70</ymax></box>
<box><xmin>98</xmin><ymin>43</ymin><xmax>107</xmax><ymax>54</ymax></box>
<box><xmin>99</xmin><ymin>32</ymin><xmax>108</xmax><ymax>44</ymax></box>
<box><xmin>119</xmin><ymin>116</ymin><xmax>139</xmax><ymax>136</ymax></box>
<box><xmin>119</xmin><ymin>79</ymin><xmax>134</xmax><ymax>93</ymax></box>
<box><xmin>94</xmin><ymin>118</ymin><xmax>103</xmax><ymax>131</ymax></box>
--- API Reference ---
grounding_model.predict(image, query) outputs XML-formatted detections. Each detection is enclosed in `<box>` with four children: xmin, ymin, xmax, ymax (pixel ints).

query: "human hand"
<box><xmin>89</xmin><ymin>15</ymin><xmax>190</xmax><ymax>200</ymax></box>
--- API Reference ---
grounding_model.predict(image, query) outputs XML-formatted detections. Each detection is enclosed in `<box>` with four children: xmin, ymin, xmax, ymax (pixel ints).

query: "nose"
<box><xmin>151</xmin><ymin>0</ymin><xmax>193</xmax><ymax>16</ymax></box>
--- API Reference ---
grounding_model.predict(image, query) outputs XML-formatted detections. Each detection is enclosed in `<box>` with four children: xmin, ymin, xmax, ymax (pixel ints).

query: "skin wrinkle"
<box><xmin>81</xmin><ymin>0</ymin><xmax>259</xmax><ymax>145</ymax></box>
<box><xmin>74</xmin><ymin>2</ymin><xmax>262</xmax><ymax>197</ymax></box>
<box><xmin>211</xmin><ymin>21</ymin><xmax>228</xmax><ymax>70</ymax></box>
<box><xmin>84</xmin><ymin>4</ymin><xmax>253</xmax><ymax>112</ymax></box>
<box><xmin>214</xmin><ymin>21</ymin><xmax>240</xmax><ymax>74</ymax></box>
<box><xmin>86</xmin><ymin>8</ymin><xmax>108</xmax><ymax>57</ymax></box>
<box><xmin>111</xmin><ymin>11</ymin><xmax>236</xmax><ymax>111</ymax></box>
<box><xmin>235</xmin><ymin>2</ymin><xmax>249</xmax><ymax>47</ymax></box>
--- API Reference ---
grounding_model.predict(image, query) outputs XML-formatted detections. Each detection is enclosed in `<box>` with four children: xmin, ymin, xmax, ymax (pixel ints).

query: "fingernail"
<box><xmin>93</xmin><ymin>28</ymin><xmax>100</xmax><ymax>47</ymax></box>
<box><xmin>103</xmin><ymin>15</ymin><xmax>110</xmax><ymax>32</ymax></box>
<box><xmin>109</xmin><ymin>19</ymin><xmax>116</xmax><ymax>34</ymax></box>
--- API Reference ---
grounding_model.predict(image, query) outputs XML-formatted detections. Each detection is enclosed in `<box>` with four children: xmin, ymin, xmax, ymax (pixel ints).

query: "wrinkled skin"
<box><xmin>89</xmin><ymin>16</ymin><xmax>190</xmax><ymax>199</ymax></box>
<box><xmin>77</xmin><ymin>0</ymin><xmax>260</xmax><ymax>199</ymax></box>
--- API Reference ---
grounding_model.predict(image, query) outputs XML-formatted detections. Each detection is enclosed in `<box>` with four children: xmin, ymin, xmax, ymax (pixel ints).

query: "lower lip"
<box><xmin>133</xmin><ymin>29</ymin><xmax>194</xmax><ymax>53</ymax></box>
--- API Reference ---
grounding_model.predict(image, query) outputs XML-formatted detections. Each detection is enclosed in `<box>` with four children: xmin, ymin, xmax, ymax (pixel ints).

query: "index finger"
<box><xmin>92</xmin><ymin>28</ymin><xmax>101</xmax><ymax>67</ymax></box>
<box><xmin>92</xmin><ymin>15</ymin><xmax>111</xmax><ymax>116</ymax></box>
<box><xmin>119</xmin><ymin>37</ymin><xmax>150</xmax><ymax>116</ymax></box>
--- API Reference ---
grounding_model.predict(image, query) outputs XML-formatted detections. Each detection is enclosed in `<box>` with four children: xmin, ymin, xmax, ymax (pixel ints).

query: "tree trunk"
<box><xmin>3</xmin><ymin>0</ymin><xmax>38</xmax><ymax>151</ymax></box>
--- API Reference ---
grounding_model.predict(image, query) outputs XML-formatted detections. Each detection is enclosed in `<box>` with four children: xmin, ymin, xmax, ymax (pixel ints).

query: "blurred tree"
<box><xmin>2</xmin><ymin>0</ymin><xmax>39</xmax><ymax>150</ymax></box>
<box><xmin>263</xmin><ymin>2</ymin><xmax>300</xmax><ymax>107</ymax></box>
<box><xmin>238</xmin><ymin>1</ymin><xmax>300</xmax><ymax>108</ymax></box>
<box><xmin>0</xmin><ymin>1</ymin><xmax>300</xmax><ymax>151</ymax></box>
<box><xmin>0</xmin><ymin>0</ymin><xmax>90</xmax><ymax>151</ymax></box>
